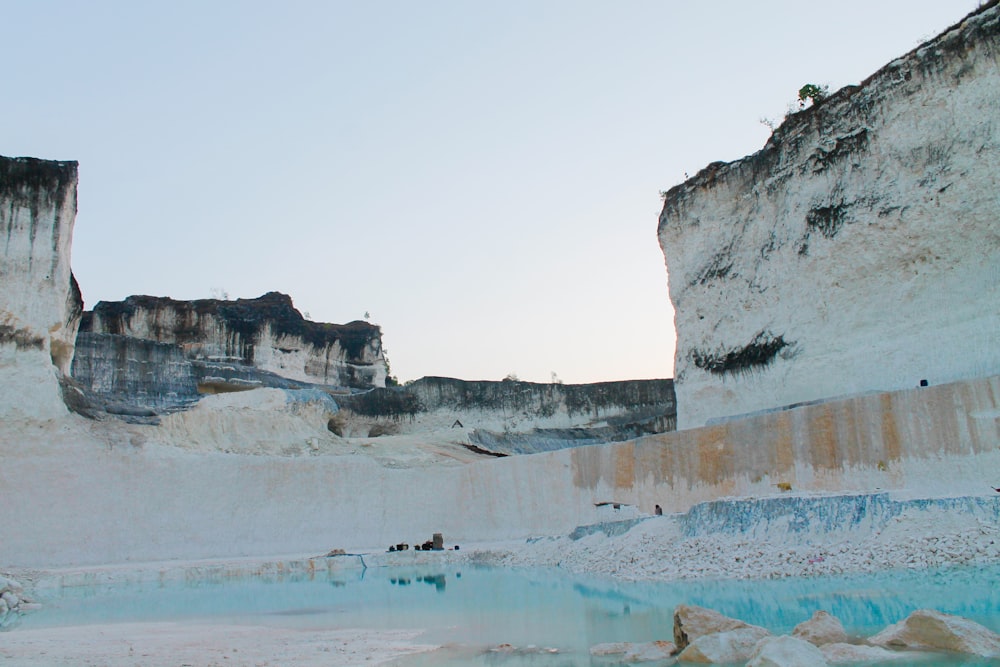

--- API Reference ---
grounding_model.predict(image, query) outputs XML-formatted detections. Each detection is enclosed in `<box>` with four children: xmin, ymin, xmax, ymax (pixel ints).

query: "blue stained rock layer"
<box><xmin>680</xmin><ymin>493</ymin><xmax>1000</xmax><ymax>538</ymax></box>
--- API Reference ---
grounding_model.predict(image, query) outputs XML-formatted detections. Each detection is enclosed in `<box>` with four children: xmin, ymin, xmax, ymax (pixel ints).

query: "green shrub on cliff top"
<box><xmin>798</xmin><ymin>83</ymin><xmax>829</xmax><ymax>108</ymax></box>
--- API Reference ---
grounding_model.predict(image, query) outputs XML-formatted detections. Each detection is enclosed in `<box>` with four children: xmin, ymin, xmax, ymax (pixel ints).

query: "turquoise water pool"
<box><xmin>14</xmin><ymin>562</ymin><xmax>1000</xmax><ymax>666</ymax></box>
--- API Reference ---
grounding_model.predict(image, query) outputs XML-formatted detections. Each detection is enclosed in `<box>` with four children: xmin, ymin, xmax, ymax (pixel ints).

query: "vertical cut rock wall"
<box><xmin>658</xmin><ymin>3</ymin><xmax>1000</xmax><ymax>429</ymax></box>
<box><xmin>71</xmin><ymin>332</ymin><xmax>200</xmax><ymax>413</ymax></box>
<box><xmin>80</xmin><ymin>292</ymin><xmax>386</xmax><ymax>390</ymax></box>
<box><xmin>0</xmin><ymin>156</ymin><xmax>80</xmax><ymax>420</ymax></box>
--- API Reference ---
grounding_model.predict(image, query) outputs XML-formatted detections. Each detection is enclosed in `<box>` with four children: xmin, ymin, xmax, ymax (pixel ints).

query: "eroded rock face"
<box><xmin>78</xmin><ymin>292</ymin><xmax>386</xmax><ymax>390</ymax></box>
<box><xmin>870</xmin><ymin>609</ymin><xmax>1000</xmax><ymax>657</ymax></box>
<box><xmin>0</xmin><ymin>155</ymin><xmax>80</xmax><ymax>420</ymax></box>
<box><xmin>658</xmin><ymin>3</ymin><xmax>1000</xmax><ymax>428</ymax></box>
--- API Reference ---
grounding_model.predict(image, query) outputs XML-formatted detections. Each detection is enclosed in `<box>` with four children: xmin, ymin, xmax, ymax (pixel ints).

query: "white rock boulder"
<box><xmin>1</xmin><ymin>590</ymin><xmax>20</xmax><ymax>608</ymax></box>
<box><xmin>820</xmin><ymin>642</ymin><xmax>913</xmax><ymax>663</ymax></box>
<box><xmin>0</xmin><ymin>574</ymin><xmax>27</xmax><ymax>628</ymax></box>
<box><xmin>673</xmin><ymin>604</ymin><xmax>767</xmax><ymax>651</ymax></box>
<box><xmin>590</xmin><ymin>641</ymin><xmax>676</xmax><ymax>662</ymax></box>
<box><xmin>869</xmin><ymin>609</ymin><xmax>1000</xmax><ymax>657</ymax></box>
<box><xmin>677</xmin><ymin>626</ymin><xmax>770</xmax><ymax>663</ymax></box>
<box><xmin>590</xmin><ymin>642</ymin><xmax>632</xmax><ymax>656</ymax></box>
<box><xmin>792</xmin><ymin>610</ymin><xmax>849</xmax><ymax>646</ymax></box>
<box><xmin>747</xmin><ymin>635</ymin><xmax>829</xmax><ymax>667</ymax></box>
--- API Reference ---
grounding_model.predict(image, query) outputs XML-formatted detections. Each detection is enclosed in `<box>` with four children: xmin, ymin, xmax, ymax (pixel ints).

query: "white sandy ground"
<box><xmin>0</xmin><ymin>622</ymin><xmax>437</xmax><ymax>666</ymax></box>
<box><xmin>4</xmin><ymin>496</ymin><xmax>999</xmax><ymax>666</ymax></box>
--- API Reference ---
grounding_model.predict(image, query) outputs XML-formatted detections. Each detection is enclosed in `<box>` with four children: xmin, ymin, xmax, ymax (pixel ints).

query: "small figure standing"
<box><xmin>654</xmin><ymin>504</ymin><xmax>663</xmax><ymax>516</ymax></box>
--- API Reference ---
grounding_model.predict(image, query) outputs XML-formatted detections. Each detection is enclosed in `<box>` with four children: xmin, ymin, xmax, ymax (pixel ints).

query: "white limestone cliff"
<box><xmin>658</xmin><ymin>3</ymin><xmax>1000</xmax><ymax>429</ymax></box>
<box><xmin>0</xmin><ymin>156</ymin><xmax>80</xmax><ymax>421</ymax></box>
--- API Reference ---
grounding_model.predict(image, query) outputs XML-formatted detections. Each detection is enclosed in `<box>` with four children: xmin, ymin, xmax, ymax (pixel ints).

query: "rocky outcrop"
<box><xmin>333</xmin><ymin>376</ymin><xmax>676</xmax><ymax>450</ymax></box>
<box><xmin>658</xmin><ymin>3</ymin><xmax>1000</xmax><ymax>428</ymax></box>
<box><xmin>0</xmin><ymin>155</ymin><xmax>81</xmax><ymax>420</ymax></box>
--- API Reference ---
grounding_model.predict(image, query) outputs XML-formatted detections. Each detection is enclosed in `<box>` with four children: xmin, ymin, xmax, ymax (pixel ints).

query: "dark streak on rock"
<box><xmin>0</xmin><ymin>325</ymin><xmax>46</xmax><ymax>350</ymax></box>
<box><xmin>462</xmin><ymin>443</ymin><xmax>509</xmax><ymax>458</ymax></box>
<box><xmin>336</xmin><ymin>387</ymin><xmax>422</xmax><ymax>420</ymax></box>
<box><xmin>691</xmin><ymin>331</ymin><xmax>790</xmax><ymax>376</ymax></box>
<box><xmin>806</xmin><ymin>204</ymin><xmax>848</xmax><ymax>239</ymax></box>
<box><xmin>0</xmin><ymin>156</ymin><xmax>77</xmax><ymax>273</ymax></box>
<box><xmin>0</xmin><ymin>156</ymin><xmax>77</xmax><ymax>210</ymax></box>
<box><xmin>692</xmin><ymin>248</ymin><xmax>736</xmax><ymax>286</ymax></box>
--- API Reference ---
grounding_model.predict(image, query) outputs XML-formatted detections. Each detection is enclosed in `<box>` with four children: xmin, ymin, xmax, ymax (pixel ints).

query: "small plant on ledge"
<box><xmin>797</xmin><ymin>83</ymin><xmax>829</xmax><ymax>109</ymax></box>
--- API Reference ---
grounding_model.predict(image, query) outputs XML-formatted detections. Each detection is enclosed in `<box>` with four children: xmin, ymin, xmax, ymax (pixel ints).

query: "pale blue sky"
<box><xmin>3</xmin><ymin>1</ymin><xmax>980</xmax><ymax>383</ymax></box>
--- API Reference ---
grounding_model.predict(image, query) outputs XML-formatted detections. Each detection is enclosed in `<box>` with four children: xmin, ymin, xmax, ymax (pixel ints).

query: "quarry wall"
<box><xmin>658</xmin><ymin>3</ymin><xmax>1000</xmax><ymax>428</ymax></box>
<box><xmin>2</xmin><ymin>373</ymin><xmax>996</xmax><ymax>567</ymax></box>
<box><xmin>80</xmin><ymin>292</ymin><xmax>386</xmax><ymax>390</ymax></box>
<box><xmin>0</xmin><ymin>156</ymin><xmax>80</xmax><ymax>421</ymax></box>
<box><xmin>335</xmin><ymin>376</ymin><xmax>676</xmax><ymax>450</ymax></box>
<box><xmin>70</xmin><ymin>332</ymin><xmax>201</xmax><ymax>417</ymax></box>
